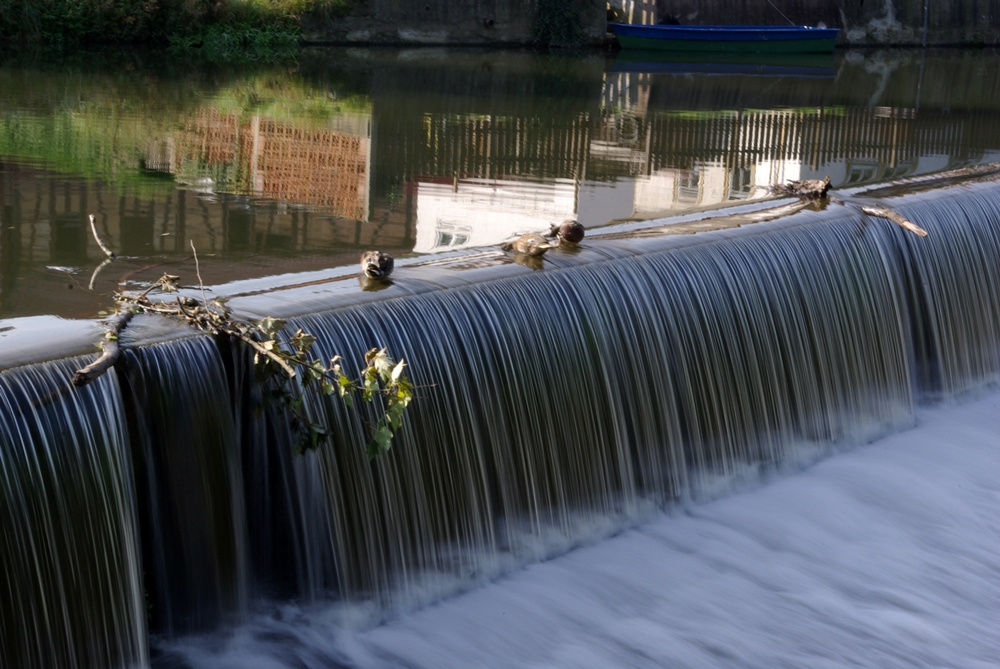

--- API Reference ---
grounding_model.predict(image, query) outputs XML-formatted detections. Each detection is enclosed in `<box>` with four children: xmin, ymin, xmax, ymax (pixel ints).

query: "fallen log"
<box><xmin>861</xmin><ymin>206</ymin><xmax>929</xmax><ymax>237</ymax></box>
<box><xmin>71</xmin><ymin>310</ymin><xmax>134</xmax><ymax>387</ymax></box>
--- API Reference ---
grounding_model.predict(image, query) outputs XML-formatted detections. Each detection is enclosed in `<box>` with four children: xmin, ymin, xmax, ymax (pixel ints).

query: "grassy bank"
<box><xmin>0</xmin><ymin>0</ymin><xmax>352</xmax><ymax>59</ymax></box>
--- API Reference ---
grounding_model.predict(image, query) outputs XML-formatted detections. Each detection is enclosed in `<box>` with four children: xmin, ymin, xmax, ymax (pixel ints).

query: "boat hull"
<box><xmin>609</xmin><ymin>23</ymin><xmax>839</xmax><ymax>54</ymax></box>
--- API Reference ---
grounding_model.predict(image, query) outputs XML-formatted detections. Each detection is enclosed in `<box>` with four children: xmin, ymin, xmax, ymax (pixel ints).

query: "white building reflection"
<box><xmin>413</xmin><ymin>177</ymin><xmax>577</xmax><ymax>252</ymax></box>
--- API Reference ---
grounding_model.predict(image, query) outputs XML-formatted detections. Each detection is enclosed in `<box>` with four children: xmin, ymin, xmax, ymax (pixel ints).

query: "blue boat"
<box><xmin>609</xmin><ymin>23</ymin><xmax>840</xmax><ymax>54</ymax></box>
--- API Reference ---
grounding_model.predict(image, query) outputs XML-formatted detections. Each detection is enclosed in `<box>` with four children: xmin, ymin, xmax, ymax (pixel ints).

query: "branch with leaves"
<box><xmin>77</xmin><ymin>272</ymin><xmax>414</xmax><ymax>459</ymax></box>
<box><xmin>252</xmin><ymin>313</ymin><xmax>415</xmax><ymax>459</ymax></box>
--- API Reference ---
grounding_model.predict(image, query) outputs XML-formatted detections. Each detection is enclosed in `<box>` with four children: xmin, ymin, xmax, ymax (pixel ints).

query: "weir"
<box><xmin>2</xmin><ymin>176</ymin><xmax>1000</xmax><ymax>666</ymax></box>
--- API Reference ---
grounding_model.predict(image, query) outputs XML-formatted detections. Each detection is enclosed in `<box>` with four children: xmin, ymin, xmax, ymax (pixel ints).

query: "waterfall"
<box><xmin>881</xmin><ymin>190</ymin><xmax>1000</xmax><ymax>395</ymax></box>
<box><xmin>0</xmin><ymin>358</ymin><xmax>147</xmax><ymax>669</ymax></box>
<box><xmin>2</xmin><ymin>178</ymin><xmax>1000</xmax><ymax>665</ymax></box>
<box><xmin>120</xmin><ymin>336</ymin><xmax>249</xmax><ymax>635</ymax></box>
<box><xmin>282</xmin><ymin>206</ymin><xmax>918</xmax><ymax>607</ymax></box>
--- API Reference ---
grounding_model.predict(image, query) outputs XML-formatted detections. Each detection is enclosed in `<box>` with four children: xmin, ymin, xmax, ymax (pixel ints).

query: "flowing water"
<box><xmin>1</xmin><ymin>48</ymin><xmax>1000</xmax><ymax>668</ymax></box>
<box><xmin>0</xmin><ymin>358</ymin><xmax>146</xmax><ymax>669</ymax></box>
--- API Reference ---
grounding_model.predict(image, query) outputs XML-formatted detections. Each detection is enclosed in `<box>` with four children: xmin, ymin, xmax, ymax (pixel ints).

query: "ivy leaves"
<box><xmin>115</xmin><ymin>274</ymin><xmax>415</xmax><ymax>461</ymax></box>
<box><xmin>252</xmin><ymin>319</ymin><xmax>415</xmax><ymax>459</ymax></box>
<box><xmin>359</xmin><ymin>349</ymin><xmax>414</xmax><ymax>460</ymax></box>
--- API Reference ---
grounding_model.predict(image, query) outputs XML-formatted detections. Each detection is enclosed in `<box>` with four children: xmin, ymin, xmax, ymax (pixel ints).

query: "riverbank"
<box><xmin>0</xmin><ymin>0</ymin><xmax>604</xmax><ymax>56</ymax></box>
<box><xmin>5</xmin><ymin>0</ymin><xmax>1000</xmax><ymax>54</ymax></box>
<box><xmin>0</xmin><ymin>0</ymin><xmax>345</xmax><ymax>60</ymax></box>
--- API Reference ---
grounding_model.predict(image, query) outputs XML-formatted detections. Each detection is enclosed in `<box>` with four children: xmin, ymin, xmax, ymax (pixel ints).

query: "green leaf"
<box><xmin>366</xmin><ymin>422</ymin><xmax>394</xmax><ymax>460</ymax></box>
<box><xmin>336</xmin><ymin>373</ymin><xmax>351</xmax><ymax>397</ymax></box>
<box><xmin>390</xmin><ymin>358</ymin><xmax>407</xmax><ymax>385</ymax></box>
<box><xmin>292</xmin><ymin>330</ymin><xmax>317</xmax><ymax>355</ymax></box>
<box><xmin>310</xmin><ymin>423</ymin><xmax>328</xmax><ymax>448</ymax></box>
<box><xmin>386</xmin><ymin>402</ymin><xmax>406</xmax><ymax>429</ymax></box>
<box><xmin>257</xmin><ymin>316</ymin><xmax>287</xmax><ymax>337</ymax></box>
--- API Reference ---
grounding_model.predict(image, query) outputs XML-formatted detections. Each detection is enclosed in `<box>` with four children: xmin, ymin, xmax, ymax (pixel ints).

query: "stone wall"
<box><xmin>301</xmin><ymin>0</ymin><xmax>606</xmax><ymax>46</ymax></box>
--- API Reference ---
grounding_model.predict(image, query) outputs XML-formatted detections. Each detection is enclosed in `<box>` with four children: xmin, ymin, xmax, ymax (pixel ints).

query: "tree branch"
<box><xmin>71</xmin><ymin>310</ymin><xmax>134</xmax><ymax>387</ymax></box>
<box><xmin>861</xmin><ymin>206</ymin><xmax>928</xmax><ymax>237</ymax></box>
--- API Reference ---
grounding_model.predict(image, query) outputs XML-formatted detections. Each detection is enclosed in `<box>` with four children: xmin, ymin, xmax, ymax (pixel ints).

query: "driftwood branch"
<box><xmin>861</xmin><ymin>206</ymin><xmax>928</xmax><ymax>237</ymax></box>
<box><xmin>89</xmin><ymin>214</ymin><xmax>117</xmax><ymax>260</ymax></box>
<box><xmin>190</xmin><ymin>240</ymin><xmax>208</xmax><ymax>307</ymax></box>
<box><xmin>117</xmin><ymin>290</ymin><xmax>299</xmax><ymax>378</ymax></box>
<box><xmin>71</xmin><ymin>310</ymin><xmax>134</xmax><ymax>387</ymax></box>
<box><xmin>772</xmin><ymin>177</ymin><xmax>831</xmax><ymax>200</ymax></box>
<box><xmin>66</xmin><ymin>269</ymin><xmax>416</xmax><ymax>457</ymax></box>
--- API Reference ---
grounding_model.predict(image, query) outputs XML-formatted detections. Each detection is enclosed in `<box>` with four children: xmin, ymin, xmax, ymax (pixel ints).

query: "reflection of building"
<box><xmin>413</xmin><ymin>178</ymin><xmax>577</xmax><ymax>252</ymax></box>
<box><xmin>128</xmin><ymin>79</ymin><xmax>1000</xmax><ymax>254</ymax></box>
<box><xmin>633</xmin><ymin>161</ymin><xmax>759</xmax><ymax>215</ymax></box>
<box><xmin>147</xmin><ymin>109</ymin><xmax>372</xmax><ymax>221</ymax></box>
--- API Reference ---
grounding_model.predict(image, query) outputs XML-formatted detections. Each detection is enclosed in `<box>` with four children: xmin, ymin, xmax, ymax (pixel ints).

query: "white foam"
<box><xmin>162</xmin><ymin>392</ymin><xmax>1000</xmax><ymax>669</ymax></box>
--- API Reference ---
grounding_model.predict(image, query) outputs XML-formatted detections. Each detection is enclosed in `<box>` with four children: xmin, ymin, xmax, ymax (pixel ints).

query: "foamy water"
<box><xmin>161</xmin><ymin>392</ymin><xmax>1000</xmax><ymax>669</ymax></box>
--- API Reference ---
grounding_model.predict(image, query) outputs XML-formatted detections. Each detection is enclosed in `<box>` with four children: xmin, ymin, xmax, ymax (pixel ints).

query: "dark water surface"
<box><xmin>1</xmin><ymin>47</ymin><xmax>999</xmax><ymax>320</ymax></box>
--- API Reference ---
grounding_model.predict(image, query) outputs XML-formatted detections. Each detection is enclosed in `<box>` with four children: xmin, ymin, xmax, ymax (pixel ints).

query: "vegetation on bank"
<box><xmin>0</xmin><ymin>0</ymin><xmax>353</xmax><ymax>59</ymax></box>
<box><xmin>0</xmin><ymin>65</ymin><xmax>371</xmax><ymax>194</ymax></box>
<box><xmin>533</xmin><ymin>0</ymin><xmax>584</xmax><ymax>46</ymax></box>
<box><xmin>1</xmin><ymin>0</ymin><xmax>594</xmax><ymax>55</ymax></box>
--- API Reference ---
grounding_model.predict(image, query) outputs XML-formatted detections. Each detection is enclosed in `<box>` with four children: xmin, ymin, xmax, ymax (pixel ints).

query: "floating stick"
<box><xmin>861</xmin><ymin>206</ymin><xmax>929</xmax><ymax>237</ymax></box>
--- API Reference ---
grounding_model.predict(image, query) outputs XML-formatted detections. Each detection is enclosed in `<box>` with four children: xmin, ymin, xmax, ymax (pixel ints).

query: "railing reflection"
<box><xmin>596</xmin><ymin>70</ymin><xmax>1000</xmax><ymax>216</ymax></box>
<box><xmin>413</xmin><ymin>177</ymin><xmax>577</xmax><ymax>253</ymax></box>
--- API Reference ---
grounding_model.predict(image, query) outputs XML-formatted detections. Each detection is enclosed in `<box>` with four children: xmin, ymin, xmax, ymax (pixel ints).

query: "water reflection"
<box><xmin>414</xmin><ymin>177</ymin><xmax>577</xmax><ymax>253</ymax></box>
<box><xmin>599</xmin><ymin>67</ymin><xmax>1000</xmax><ymax>217</ymax></box>
<box><xmin>2</xmin><ymin>48</ymin><xmax>1000</xmax><ymax>318</ymax></box>
<box><xmin>158</xmin><ymin>109</ymin><xmax>372</xmax><ymax>220</ymax></box>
